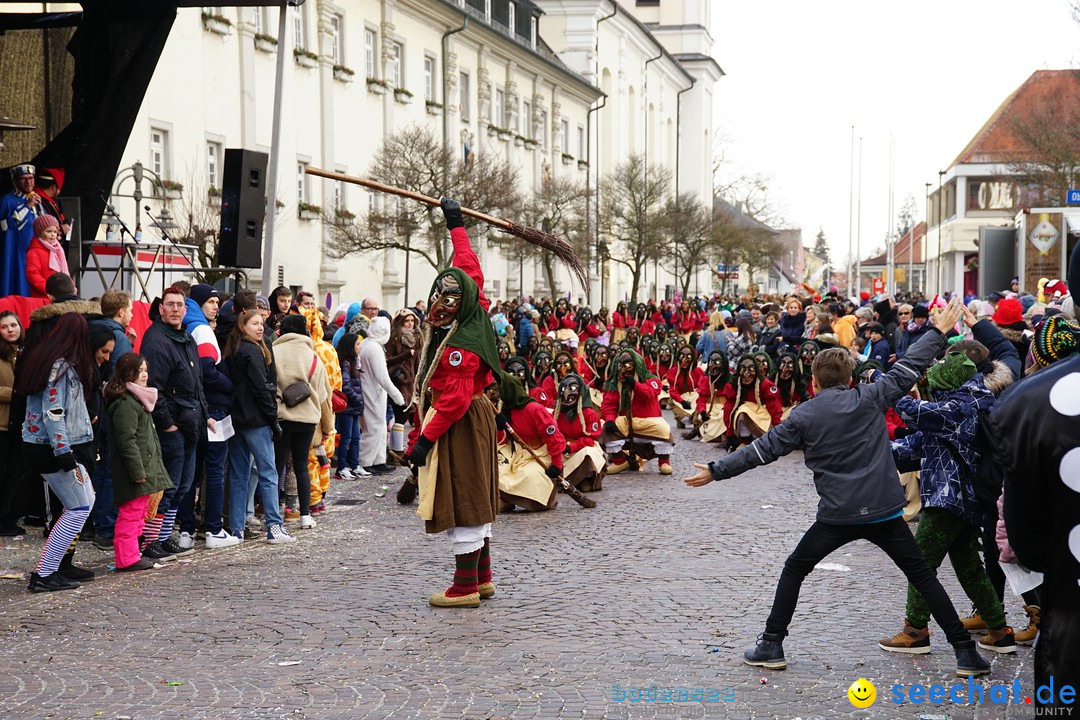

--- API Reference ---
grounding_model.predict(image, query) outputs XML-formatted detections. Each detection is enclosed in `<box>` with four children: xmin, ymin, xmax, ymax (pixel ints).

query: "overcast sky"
<box><xmin>711</xmin><ymin>0</ymin><xmax>1079</xmax><ymax>266</ymax></box>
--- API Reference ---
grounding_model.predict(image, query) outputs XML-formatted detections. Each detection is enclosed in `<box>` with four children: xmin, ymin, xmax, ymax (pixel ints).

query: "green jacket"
<box><xmin>107</xmin><ymin>392</ymin><xmax>173</xmax><ymax>506</ymax></box>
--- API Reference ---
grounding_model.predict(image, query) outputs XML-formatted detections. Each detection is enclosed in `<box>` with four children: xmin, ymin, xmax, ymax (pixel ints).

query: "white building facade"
<box><xmin>112</xmin><ymin>0</ymin><xmax>721</xmax><ymax>308</ymax></box>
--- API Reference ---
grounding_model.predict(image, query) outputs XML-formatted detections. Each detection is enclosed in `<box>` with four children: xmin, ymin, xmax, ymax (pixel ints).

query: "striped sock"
<box><xmin>477</xmin><ymin>538</ymin><xmax>492</xmax><ymax>585</ymax></box>
<box><xmin>36</xmin><ymin>508</ymin><xmax>89</xmax><ymax>577</ymax></box>
<box><xmin>141</xmin><ymin>514</ymin><xmax>164</xmax><ymax>550</ymax></box>
<box><xmin>158</xmin><ymin>508</ymin><xmax>178</xmax><ymax>540</ymax></box>
<box><xmin>447</xmin><ymin>549</ymin><xmax>481</xmax><ymax>597</ymax></box>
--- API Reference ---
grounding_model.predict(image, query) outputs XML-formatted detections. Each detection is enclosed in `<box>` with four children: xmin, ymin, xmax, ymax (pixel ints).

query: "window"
<box><xmin>364</xmin><ymin>29</ymin><xmax>376</xmax><ymax>78</ymax></box>
<box><xmin>577</xmin><ymin>125</ymin><xmax>585</xmax><ymax>158</ymax></box>
<box><xmin>292</xmin><ymin>4</ymin><xmax>305</xmax><ymax>50</ymax></box>
<box><xmin>329</xmin><ymin>14</ymin><xmax>342</xmax><ymax>64</ymax></box>
<box><xmin>207</xmin><ymin>141</ymin><xmax>222</xmax><ymax>189</ymax></box>
<box><xmin>297</xmin><ymin>161</ymin><xmax>308</xmax><ymax>204</ymax></box>
<box><xmin>424</xmin><ymin>55</ymin><xmax>436</xmax><ymax>102</ymax></box>
<box><xmin>150</xmin><ymin>127</ymin><xmax>169</xmax><ymax>178</ymax></box>
<box><xmin>531</xmin><ymin>16</ymin><xmax>537</xmax><ymax>48</ymax></box>
<box><xmin>494</xmin><ymin>88</ymin><xmax>505</xmax><ymax>126</ymax></box>
<box><xmin>333</xmin><ymin>179</ymin><xmax>345</xmax><ymax>210</ymax></box>
<box><xmin>390</xmin><ymin>42</ymin><xmax>403</xmax><ymax>88</ymax></box>
<box><xmin>522</xmin><ymin>101</ymin><xmax>531</xmax><ymax>138</ymax></box>
<box><xmin>251</xmin><ymin>6</ymin><xmax>262</xmax><ymax>34</ymax></box>
<box><xmin>508</xmin><ymin>2</ymin><xmax>516</xmax><ymax>32</ymax></box>
<box><xmin>560</xmin><ymin>119</ymin><xmax>569</xmax><ymax>152</ymax></box>
<box><xmin>459</xmin><ymin>71</ymin><xmax>470</xmax><ymax>122</ymax></box>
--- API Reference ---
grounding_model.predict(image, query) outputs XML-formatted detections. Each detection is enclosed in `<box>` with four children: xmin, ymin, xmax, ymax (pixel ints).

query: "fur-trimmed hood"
<box><xmin>995</xmin><ymin>324</ymin><xmax>1029</xmax><ymax>342</ymax></box>
<box><xmin>29</xmin><ymin>298</ymin><xmax>101</xmax><ymax>323</ymax></box>
<box><xmin>981</xmin><ymin>360</ymin><xmax>1014</xmax><ymax>395</ymax></box>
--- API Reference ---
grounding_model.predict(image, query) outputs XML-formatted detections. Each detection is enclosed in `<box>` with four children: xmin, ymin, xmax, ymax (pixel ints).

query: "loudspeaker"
<box><xmin>219</xmin><ymin>149</ymin><xmax>268</xmax><ymax>269</ymax></box>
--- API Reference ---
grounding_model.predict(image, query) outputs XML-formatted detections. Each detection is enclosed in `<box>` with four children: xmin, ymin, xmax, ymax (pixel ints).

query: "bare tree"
<box><xmin>660</xmin><ymin>193</ymin><xmax>711</xmax><ymax>297</ymax></box>
<box><xmin>327</xmin><ymin>125</ymin><xmax>521</xmax><ymax>270</ymax></box>
<box><xmin>600</xmin><ymin>154</ymin><xmax>671</xmax><ymax>302</ymax></box>
<box><xmin>509</xmin><ymin>174</ymin><xmax>589</xmax><ymax>300</ymax></box>
<box><xmin>1006</xmin><ymin>78</ymin><xmax>1080</xmax><ymax>207</ymax></box>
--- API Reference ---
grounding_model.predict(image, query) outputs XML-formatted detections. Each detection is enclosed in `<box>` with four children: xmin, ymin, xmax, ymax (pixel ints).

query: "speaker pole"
<box><xmin>261</xmin><ymin>1</ymin><xmax>290</xmax><ymax>293</ymax></box>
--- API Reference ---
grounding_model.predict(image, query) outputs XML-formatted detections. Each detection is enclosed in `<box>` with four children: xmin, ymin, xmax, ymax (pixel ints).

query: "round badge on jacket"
<box><xmin>449</xmin><ymin>350</ymin><xmax>463</xmax><ymax>367</ymax></box>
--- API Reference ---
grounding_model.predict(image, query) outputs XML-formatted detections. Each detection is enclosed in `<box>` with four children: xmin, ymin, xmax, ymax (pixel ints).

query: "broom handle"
<box><xmin>305</xmin><ymin>166</ymin><xmax>513</xmax><ymax>231</ymax></box>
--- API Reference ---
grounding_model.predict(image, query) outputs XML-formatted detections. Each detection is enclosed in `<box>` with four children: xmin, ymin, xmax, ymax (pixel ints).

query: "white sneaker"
<box><xmin>178</xmin><ymin>531</ymin><xmax>195</xmax><ymax>550</ymax></box>
<box><xmin>298</xmin><ymin>515</ymin><xmax>317</xmax><ymax>529</ymax></box>
<box><xmin>204</xmin><ymin>529</ymin><xmax>241</xmax><ymax>549</ymax></box>
<box><xmin>353</xmin><ymin>466</ymin><xmax>372</xmax><ymax>477</ymax></box>
<box><xmin>267</xmin><ymin>523</ymin><xmax>296</xmax><ymax>544</ymax></box>
<box><xmin>337</xmin><ymin>468</ymin><xmax>355</xmax><ymax>480</ymax></box>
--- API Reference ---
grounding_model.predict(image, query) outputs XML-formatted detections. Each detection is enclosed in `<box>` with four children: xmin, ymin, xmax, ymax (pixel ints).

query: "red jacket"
<box><xmin>25</xmin><ymin>239</ymin><xmax>67</xmax><ymax>298</ymax></box>
<box><xmin>540</xmin><ymin>375</ymin><xmax>559</xmax><ymax>407</ymax></box>
<box><xmin>578</xmin><ymin>322</ymin><xmax>605</xmax><ymax>342</ymax></box>
<box><xmin>695</xmin><ymin>375</ymin><xmax>730</xmax><ymax>413</ymax></box>
<box><xmin>408</xmin><ymin>227</ymin><xmax>493</xmax><ymax>448</ymax></box>
<box><xmin>668</xmin><ymin>366</ymin><xmax>704</xmax><ymax>401</ymax></box>
<box><xmin>506</xmin><ymin>401</ymin><xmax>564</xmax><ymax>470</ymax></box>
<box><xmin>529</xmin><ymin>386</ymin><xmax>554</xmax><ymax>407</ymax></box>
<box><xmin>601</xmin><ymin>376</ymin><xmax>664</xmax><ymax>421</ymax></box>
<box><xmin>612</xmin><ymin>311</ymin><xmax>627</xmax><ymax>329</ymax></box>
<box><xmin>557</xmin><ymin>407</ymin><xmax>602</xmax><ymax>454</ymax></box>
<box><xmin>723</xmin><ymin>379</ymin><xmax>783</xmax><ymax>429</ymax></box>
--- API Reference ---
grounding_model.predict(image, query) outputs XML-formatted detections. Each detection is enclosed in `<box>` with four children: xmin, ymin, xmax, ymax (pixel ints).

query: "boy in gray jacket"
<box><xmin>684</xmin><ymin>298</ymin><xmax>992</xmax><ymax>677</ymax></box>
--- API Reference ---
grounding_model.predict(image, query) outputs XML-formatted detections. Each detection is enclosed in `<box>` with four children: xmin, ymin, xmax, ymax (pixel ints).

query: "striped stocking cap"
<box><xmin>1031</xmin><ymin>315</ymin><xmax>1080</xmax><ymax>370</ymax></box>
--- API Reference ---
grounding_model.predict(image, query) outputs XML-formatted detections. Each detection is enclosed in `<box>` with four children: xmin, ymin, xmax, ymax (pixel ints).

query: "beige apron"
<box><xmin>671</xmin><ymin>391</ymin><xmax>699</xmax><ymax>422</ymax></box>
<box><xmin>699</xmin><ymin>397</ymin><xmax>727</xmax><ymax>443</ymax></box>
<box><xmin>731</xmin><ymin>402</ymin><xmax>772</xmax><ymax>436</ymax></box>
<box><xmin>563</xmin><ymin>444</ymin><xmax>607</xmax><ymax>478</ymax></box>
<box><xmin>499</xmin><ymin>443</ymin><xmax>557</xmax><ymax>508</ymax></box>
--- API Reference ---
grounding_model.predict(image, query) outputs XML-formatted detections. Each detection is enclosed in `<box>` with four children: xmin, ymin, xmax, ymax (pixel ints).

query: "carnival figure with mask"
<box><xmin>494</xmin><ymin>373</ymin><xmax>564</xmax><ymax>512</ymax></box>
<box><xmin>599</xmin><ymin>348</ymin><xmax>674</xmax><ymax>475</ymax></box>
<box><xmin>669</xmin><ymin>345</ymin><xmax>704</xmax><ymax>428</ymax></box>
<box><xmin>405</xmin><ymin>198</ymin><xmax>501</xmax><ymax>609</ymax></box>
<box><xmin>691</xmin><ymin>350</ymin><xmax>732</xmax><ymax>443</ymax></box>
<box><xmin>554</xmin><ymin>374</ymin><xmax>606</xmax><ymax>492</ymax></box>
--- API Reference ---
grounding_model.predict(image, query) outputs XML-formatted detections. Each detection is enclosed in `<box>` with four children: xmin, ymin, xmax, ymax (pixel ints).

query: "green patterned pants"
<box><xmin>906</xmin><ymin>507</ymin><xmax>1006</xmax><ymax>630</ymax></box>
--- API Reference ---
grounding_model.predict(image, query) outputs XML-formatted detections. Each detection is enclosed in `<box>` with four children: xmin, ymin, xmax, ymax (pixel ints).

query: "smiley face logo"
<box><xmin>847</xmin><ymin>678</ymin><xmax>876</xmax><ymax>708</ymax></box>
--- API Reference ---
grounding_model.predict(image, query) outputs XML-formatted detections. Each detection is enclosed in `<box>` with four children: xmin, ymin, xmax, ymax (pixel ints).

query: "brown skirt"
<box><xmin>422</xmin><ymin>396</ymin><xmax>500</xmax><ymax>534</ymax></box>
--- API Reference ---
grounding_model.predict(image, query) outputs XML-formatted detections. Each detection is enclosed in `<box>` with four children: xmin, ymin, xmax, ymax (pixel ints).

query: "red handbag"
<box><xmin>331</xmin><ymin>388</ymin><xmax>348</xmax><ymax>413</ymax></box>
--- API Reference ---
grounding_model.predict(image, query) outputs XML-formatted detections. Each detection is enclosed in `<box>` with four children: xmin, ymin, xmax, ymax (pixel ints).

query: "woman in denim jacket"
<box><xmin>16</xmin><ymin>313</ymin><xmax>97</xmax><ymax>593</ymax></box>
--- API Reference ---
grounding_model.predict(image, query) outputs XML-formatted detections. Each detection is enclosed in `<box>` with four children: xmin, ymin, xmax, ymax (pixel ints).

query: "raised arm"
<box><xmin>866</xmin><ymin>298</ymin><xmax>962</xmax><ymax>409</ymax></box>
<box><xmin>442</xmin><ymin>198</ymin><xmax>490</xmax><ymax>312</ymax></box>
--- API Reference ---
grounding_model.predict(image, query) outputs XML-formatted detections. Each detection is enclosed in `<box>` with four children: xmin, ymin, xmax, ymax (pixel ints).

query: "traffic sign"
<box><xmin>1068</xmin><ymin>189</ymin><xmax>1080</xmax><ymax>205</ymax></box>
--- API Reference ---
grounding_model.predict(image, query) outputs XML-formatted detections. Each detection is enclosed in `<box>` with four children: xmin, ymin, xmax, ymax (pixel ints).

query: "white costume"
<box><xmin>358</xmin><ymin>317</ymin><xmax>405</xmax><ymax>467</ymax></box>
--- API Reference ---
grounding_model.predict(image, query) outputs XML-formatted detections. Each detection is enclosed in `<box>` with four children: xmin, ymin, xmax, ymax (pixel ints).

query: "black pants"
<box><xmin>0</xmin><ymin>430</ymin><xmax>23</xmax><ymax>527</ymax></box>
<box><xmin>275</xmin><ymin>420</ymin><xmax>315</xmax><ymax>515</ymax></box>
<box><xmin>764</xmin><ymin>517</ymin><xmax>970</xmax><ymax>647</ymax></box>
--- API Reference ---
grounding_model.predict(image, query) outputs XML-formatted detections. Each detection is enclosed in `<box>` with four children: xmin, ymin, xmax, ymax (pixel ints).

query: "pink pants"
<box><xmin>114</xmin><ymin>494</ymin><xmax>151</xmax><ymax>569</ymax></box>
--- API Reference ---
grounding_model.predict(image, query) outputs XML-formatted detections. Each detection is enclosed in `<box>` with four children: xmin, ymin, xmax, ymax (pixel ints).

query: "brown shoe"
<box><xmin>478</xmin><ymin>581</ymin><xmax>495</xmax><ymax>599</ymax></box>
<box><xmin>429</xmin><ymin>589</ymin><xmax>481</xmax><ymax>608</ymax></box>
<box><xmin>1015</xmin><ymin>605</ymin><xmax>1040</xmax><ymax>645</ymax></box>
<box><xmin>961</xmin><ymin>611</ymin><xmax>988</xmax><ymax>633</ymax></box>
<box><xmin>978</xmin><ymin>626</ymin><xmax>1018</xmax><ymax>654</ymax></box>
<box><xmin>878</xmin><ymin>622</ymin><xmax>931</xmax><ymax>654</ymax></box>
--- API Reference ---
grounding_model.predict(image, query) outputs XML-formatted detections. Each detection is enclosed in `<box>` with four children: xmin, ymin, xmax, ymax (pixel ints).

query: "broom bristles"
<box><xmin>504</xmin><ymin>220</ymin><xmax>590</xmax><ymax>291</ymax></box>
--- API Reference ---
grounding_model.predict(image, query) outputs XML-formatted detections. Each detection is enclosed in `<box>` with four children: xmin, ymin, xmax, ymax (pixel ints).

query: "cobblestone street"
<box><xmin>0</xmin><ymin>411</ymin><xmax>1034</xmax><ymax>719</ymax></box>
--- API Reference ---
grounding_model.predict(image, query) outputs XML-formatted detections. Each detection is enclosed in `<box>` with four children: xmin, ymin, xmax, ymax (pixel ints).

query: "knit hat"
<box><xmin>189</xmin><ymin>283</ymin><xmax>219</xmax><ymax>308</ymax></box>
<box><xmin>1030</xmin><ymin>315</ymin><xmax>1080</xmax><ymax>370</ymax></box>
<box><xmin>255</xmin><ymin>294</ymin><xmax>271</xmax><ymax>311</ymax></box>
<box><xmin>912</xmin><ymin>305</ymin><xmax>930</xmax><ymax>319</ymax></box>
<box><xmin>279</xmin><ymin>314</ymin><xmax>308</xmax><ymax>336</ymax></box>
<box><xmin>927</xmin><ymin>350</ymin><xmax>977</xmax><ymax>391</ymax></box>
<box><xmin>1019</xmin><ymin>294</ymin><xmax>1037</xmax><ymax>314</ymax></box>
<box><xmin>32</xmin><ymin>214</ymin><xmax>59</xmax><ymax>236</ymax></box>
<box><xmin>993</xmin><ymin>298</ymin><xmax>1024</xmax><ymax>326</ymax></box>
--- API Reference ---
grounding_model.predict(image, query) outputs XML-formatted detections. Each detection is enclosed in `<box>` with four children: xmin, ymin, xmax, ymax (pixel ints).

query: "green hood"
<box><xmin>927</xmin><ymin>350</ymin><xmax>976</xmax><ymax>391</ymax></box>
<box><xmin>498</xmin><ymin>372</ymin><xmax>535</xmax><ymax>411</ymax></box>
<box><xmin>604</xmin><ymin>347</ymin><xmax>657</xmax><ymax>413</ymax></box>
<box><xmin>419</xmin><ymin>266</ymin><xmax>502</xmax><ymax>397</ymax></box>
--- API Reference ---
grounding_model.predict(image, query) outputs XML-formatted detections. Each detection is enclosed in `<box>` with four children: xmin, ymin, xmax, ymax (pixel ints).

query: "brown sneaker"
<box><xmin>429</xmin><ymin>589</ymin><xmax>481</xmax><ymax>608</ymax></box>
<box><xmin>1015</xmin><ymin>605</ymin><xmax>1040</xmax><ymax>645</ymax></box>
<box><xmin>961</xmin><ymin>611</ymin><xmax>988</xmax><ymax>633</ymax></box>
<box><xmin>978</xmin><ymin>626</ymin><xmax>1018</xmax><ymax>654</ymax></box>
<box><xmin>878</xmin><ymin>622</ymin><xmax>931</xmax><ymax>654</ymax></box>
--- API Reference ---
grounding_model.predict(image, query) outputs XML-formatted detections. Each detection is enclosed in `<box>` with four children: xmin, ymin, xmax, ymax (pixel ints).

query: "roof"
<box><xmin>951</xmin><ymin>70</ymin><xmax>1080</xmax><ymax>168</ymax></box>
<box><xmin>861</xmin><ymin>221</ymin><xmax>925</xmax><ymax>265</ymax></box>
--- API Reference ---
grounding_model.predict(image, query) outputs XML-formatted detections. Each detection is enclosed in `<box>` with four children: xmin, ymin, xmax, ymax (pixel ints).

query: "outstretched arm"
<box><xmin>684</xmin><ymin>419</ymin><xmax>802</xmax><ymax>486</ymax></box>
<box><xmin>442</xmin><ymin>198</ymin><xmax>490</xmax><ymax>312</ymax></box>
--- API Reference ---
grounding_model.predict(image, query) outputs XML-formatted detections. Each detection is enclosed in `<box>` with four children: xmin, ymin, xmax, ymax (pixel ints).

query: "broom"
<box><xmin>306</xmin><ymin>167</ymin><xmax>589</xmax><ymax>290</ymax></box>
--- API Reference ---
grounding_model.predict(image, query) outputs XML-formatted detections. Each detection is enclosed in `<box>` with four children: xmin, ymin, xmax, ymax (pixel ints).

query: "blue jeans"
<box><xmin>90</xmin><ymin>417</ymin><xmax>117</xmax><ymax>540</ymax></box>
<box><xmin>336</xmin><ymin>414</ymin><xmax>361</xmax><ymax>471</ymax></box>
<box><xmin>228</xmin><ymin>425</ymin><xmax>282</xmax><ymax>537</ymax></box>
<box><xmin>179</xmin><ymin>409</ymin><xmax>228</xmax><ymax>534</ymax></box>
<box><xmin>159</xmin><ymin>430</ymin><xmax>198</xmax><ymax>517</ymax></box>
